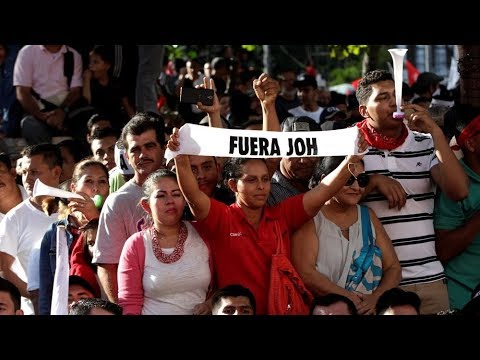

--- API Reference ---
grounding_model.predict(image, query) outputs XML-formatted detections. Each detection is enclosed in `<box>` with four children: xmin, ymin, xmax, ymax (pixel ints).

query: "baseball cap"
<box><xmin>320</xmin><ymin>107</ymin><xmax>347</xmax><ymax>123</ymax></box>
<box><xmin>281</xmin><ymin>116</ymin><xmax>321</xmax><ymax>132</ymax></box>
<box><xmin>294</xmin><ymin>73</ymin><xmax>318</xmax><ymax>89</ymax></box>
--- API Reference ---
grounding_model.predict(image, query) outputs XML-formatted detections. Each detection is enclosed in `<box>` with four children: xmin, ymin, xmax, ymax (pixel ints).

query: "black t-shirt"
<box><xmin>275</xmin><ymin>95</ymin><xmax>300</xmax><ymax>124</ymax></box>
<box><xmin>90</xmin><ymin>78</ymin><xmax>129</xmax><ymax>128</ymax></box>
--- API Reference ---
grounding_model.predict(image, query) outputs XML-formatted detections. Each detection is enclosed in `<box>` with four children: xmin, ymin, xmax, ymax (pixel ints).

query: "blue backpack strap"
<box><xmin>360</xmin><ymin>205</ymin><xmax>373</xmax><ymax>246</ymax></box>
<box><xmin>346</xmin><ymin>206</ymin><xmax>382</xmax><ymax>292</ymax></box>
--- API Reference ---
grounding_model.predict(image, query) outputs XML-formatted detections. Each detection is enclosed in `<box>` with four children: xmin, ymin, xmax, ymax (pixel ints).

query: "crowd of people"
<box><xmin>0</xmin><ymin>44</ymin><xmax>479</xmax><ymax>316</ymax></box>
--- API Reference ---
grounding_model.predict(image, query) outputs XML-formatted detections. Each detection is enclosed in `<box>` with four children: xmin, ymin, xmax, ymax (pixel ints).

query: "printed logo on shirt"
<box><xmin>230</xmin><ymin>232</ymin><xmax>243</xmax><ymax>237</ymax></box>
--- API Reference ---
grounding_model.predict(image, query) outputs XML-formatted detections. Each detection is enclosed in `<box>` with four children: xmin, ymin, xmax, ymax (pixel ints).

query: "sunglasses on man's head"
<box><xmin>345</xmin><ymin>173</ymin><xmax>369</xmax><ymax>188</ymax></box>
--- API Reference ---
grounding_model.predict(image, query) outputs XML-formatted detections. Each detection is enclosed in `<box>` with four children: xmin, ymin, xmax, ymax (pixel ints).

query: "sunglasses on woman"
<box><xmin>345</xmin><ymin>173</ymin><xmax>369</xmax><ymax>188</ymax></box>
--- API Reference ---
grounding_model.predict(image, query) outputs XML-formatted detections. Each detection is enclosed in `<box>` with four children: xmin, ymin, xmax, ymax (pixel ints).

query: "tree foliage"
<box><xmin>162</xmin><ymin>44</ymin><xmax>394</xmax><ymax>86</ymax></box>
<box><xmin>329</xmin><ymin>65</ymin><xmax>362</xmax><ymax>86</ymax></box>
<box><xmin>328</xmin><ymin>45</ymin><xmax>368</xmax><ymax>59</ymax></box>
<box><xmin>241</xmin><ymin>45</ymin><xmax>257</xmax><ymax>52</ymax></box>
<box><xmin>165</xmin><ymin>45</ymin><xmax>198</xmax><ymax>61</ymax></box>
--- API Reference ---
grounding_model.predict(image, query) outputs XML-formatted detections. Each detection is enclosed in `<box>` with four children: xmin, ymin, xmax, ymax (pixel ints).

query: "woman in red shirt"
<box><xmin>168</xmin><ymin>130</ymin><xmax>367</xmax><ymax>314</ymax></box>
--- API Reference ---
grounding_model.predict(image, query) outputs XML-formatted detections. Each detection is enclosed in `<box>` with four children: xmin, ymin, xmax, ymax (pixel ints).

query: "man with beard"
<box><xmin>92</xmin><ymin>113</ymin><xmax>166</xmax><ymax>303</ymax></box>
<box><xmin>267</xmin><ymin>116</ymin><xmax>322</xmax><ymax>206</ymax></box>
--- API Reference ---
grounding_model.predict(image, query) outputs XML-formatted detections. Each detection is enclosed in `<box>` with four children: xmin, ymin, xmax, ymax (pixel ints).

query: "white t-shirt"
<box><xmin>288</xmin><ymin>106</ymin><xmax>324</xmax><ymax>124</ymax></box>
<box><xmin>142</xmin><ymin>222</ymin><xmax>210</xmax><ymax>315</ymax></box>
<box><xmin>0</xmin><ymin>199</ymin><xmax>58</xmax><ymax>314</ymax></box>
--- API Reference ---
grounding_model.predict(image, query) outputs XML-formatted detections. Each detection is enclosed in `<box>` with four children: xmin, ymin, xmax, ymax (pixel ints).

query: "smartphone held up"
<box><xmin>180</xmin><ymin>87</ymin><xmax>214</xmax><ymax>106</ymax></box>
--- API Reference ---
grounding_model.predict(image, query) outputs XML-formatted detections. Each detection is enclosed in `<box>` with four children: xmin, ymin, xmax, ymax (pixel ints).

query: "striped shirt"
<box><xmin>267</xmin><ymin>170</ymin><xmax>302</xmax><ymax>206</ymax></box>
<box><xmin>361</xmin><ymin>130</ymin><xmax>444</xmax><ymax>285</ymax></box>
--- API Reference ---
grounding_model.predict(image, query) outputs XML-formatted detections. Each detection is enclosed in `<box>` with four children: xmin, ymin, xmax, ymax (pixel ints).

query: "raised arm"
<box><xmin>254</xmin><ymin>72</ymin><xmax>281</xmax><ymax>132</ymax></box>
<box><xmin>303</xmin><ymin>134</ymin><xmax>368</xmax><ymax>217</ymax></box>
<box><xmin>255</xmin><ymin>72</ymin><xmax>281</xmax><ymax>176</ymax></box>
<box><xmin>403</xmin><ymin>103</ymin><xmax>469</xmax><ymax>201</ymax></box>
<box><xmin>168</xmin><ymin>128</ymin><xmax>211</xmax><ymax>220</ymax></box>
<box><xmin>196</xmin><ymin>77</ymin><xmax>223</xmax><ymax>129</ymax></box>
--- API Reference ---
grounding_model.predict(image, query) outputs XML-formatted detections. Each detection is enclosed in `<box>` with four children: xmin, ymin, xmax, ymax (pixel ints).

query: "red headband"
<box><xmin>457</xmin><ymin>114</ymin><xmax>480</xmax><ymax>148</ymax></box>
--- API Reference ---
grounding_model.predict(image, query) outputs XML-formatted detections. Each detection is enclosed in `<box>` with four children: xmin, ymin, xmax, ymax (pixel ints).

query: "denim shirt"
<box><xmin>38</xmin><ymin>217</ymin><xmax>78</xmax><ymax>315</ymax></box>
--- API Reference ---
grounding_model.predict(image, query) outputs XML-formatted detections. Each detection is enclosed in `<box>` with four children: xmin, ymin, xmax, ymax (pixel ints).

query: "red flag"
<box><xmin>305</xmin><ymin>65</ymin><xmax>317</xmax><ymax>77</ymax></box>
<box><xmin>406</xmin><ymin>60</ymin><xmax>420</xmax><ymax>86</ymax></box>
<box><xmin>351</xmin><ymin>77</ymin><xmax>361</xmax><ymax>91</ymax></box>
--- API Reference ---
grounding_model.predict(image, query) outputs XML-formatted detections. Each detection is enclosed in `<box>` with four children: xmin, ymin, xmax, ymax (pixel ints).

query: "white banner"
<box><xmin>165</xmin><ymin>124</ymin><xmax>361</xmax><ymax>162</ymax></box>
<box><xmin>51</xmin><ymin>225</ymin><xmax>69</xmax><ymax>315</ymax></box>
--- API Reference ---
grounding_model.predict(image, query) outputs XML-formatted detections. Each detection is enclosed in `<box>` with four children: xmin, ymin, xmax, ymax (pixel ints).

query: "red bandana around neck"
<box><xmin>356</xmin><ymin>119</ymin><xmax>408</xmax><ymax>150</ymax></box>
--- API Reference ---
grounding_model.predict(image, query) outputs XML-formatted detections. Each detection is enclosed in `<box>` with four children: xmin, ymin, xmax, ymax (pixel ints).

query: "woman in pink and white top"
<box><xmin>118</xmin><ymin>169</ymin><xmax>212</xmax><ymax>315</ymax></box>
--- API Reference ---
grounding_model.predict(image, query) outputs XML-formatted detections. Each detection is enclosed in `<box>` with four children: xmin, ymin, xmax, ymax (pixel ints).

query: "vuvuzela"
<box><xmin>388</xmin><ymin>48</ymin><xmax>408</xmax><ymax>119</ymax></box>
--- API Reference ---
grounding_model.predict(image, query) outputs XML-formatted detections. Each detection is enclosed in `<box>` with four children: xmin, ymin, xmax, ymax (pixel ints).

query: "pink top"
<box><xmin>117</xmin><ymin>231</ymin><xmax>146</xmax><ymax>315</ymax></box>
<box><xmin>13</xmin><ymin>45</ymin><xmax>83</xmax><ymax>99</ymax></box>
<box><xmin>118</xmin><ymin>221</ymin><xmax>214</xmax><ymax>315</ymax></box>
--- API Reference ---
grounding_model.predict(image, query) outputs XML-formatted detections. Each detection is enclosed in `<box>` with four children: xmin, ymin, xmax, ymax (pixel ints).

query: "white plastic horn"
<box><xmin>388</xmin><ymin>48</ymin><xmax>408</xmax><ymax>119</ymax></box>
<box><xmin>32</xmin><ymin>179</ymin><xmax>83</xmax><ymax>200</ymax></box>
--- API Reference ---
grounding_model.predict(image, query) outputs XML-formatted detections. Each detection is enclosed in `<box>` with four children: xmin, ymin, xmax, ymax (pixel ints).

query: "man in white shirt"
<box><xmin>0</xmin><ymin>144</ymin><xmax>62</xmax><ymax>314</ymax></box>
<box><xmin>14</xmin><ymin>45</ymin><xmax>83</xmax><ymax>144</ymax></box>
<box><xmin>287</xmin><ymin>73</ymin><xmax>324</xmax><ymax>124</ymax></box>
